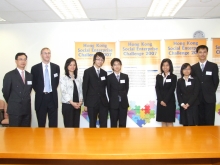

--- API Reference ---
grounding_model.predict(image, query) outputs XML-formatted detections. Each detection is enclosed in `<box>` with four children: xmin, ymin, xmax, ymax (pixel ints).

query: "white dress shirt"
<box><xmin>114</xmin><ymin>72</ymin><xmax>120</xmax><ymax>78</ymax></box>
<box><xmin>94</xmin><ymin>66</ymin><xmax>100</xmax><ymax>76</ymax></box>
<box><xmin>183</xmin><ymin>75</ymin><xmax>193</xmax><ymax>86</ymax></box>
<box><xmin>17</xmin><ymin>68</ymin><xmax>25</xmax><ymax>80</ymax></box>
<box><xmin>162</xmin><ymin>72</ymin><xmax>170</xmax><ymax>84</ymax></box>
<box><xmin>181</xmin><ymin>75</ymin><xmax>194</xmax><ymax>106</ymax></box>
<box><xmin>42</xmin><ymin>62</ymin><xmax>52</xmax><ymax>92</ymax></box>
<box><xmin>199</xmin><ymin>60</ymin><xmax>207</xmax><ymax>70</ymax></box>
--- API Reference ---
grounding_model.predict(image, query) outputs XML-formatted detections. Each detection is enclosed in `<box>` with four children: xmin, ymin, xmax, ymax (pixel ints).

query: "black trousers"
<box><xmin>9</xmin><ymin>114</ymin><xmax>31</xmax><ymax>127</ymax></box>
<box><xmin>110</xmin><ymin>103</ymin><xmax>127</xmax><ymax>128</ymax></box>
<box><xmin>62</xmin><ymin>103</ymin><xmax>80</xmax><ymax>128</ymax></box>
<box><xmin>36</xmin><ymin>93</ymin><xmax>57</xmax><ymax>127</ymax></box>
<box><xmin>198</xmin><ymin>96</ymin><xmax>216</xmax><ymax>126</ymax></box>
<box><xmin>87</xmin><ymin>101</ymin><xmax>108</xmax><ymax>128</ymax></box>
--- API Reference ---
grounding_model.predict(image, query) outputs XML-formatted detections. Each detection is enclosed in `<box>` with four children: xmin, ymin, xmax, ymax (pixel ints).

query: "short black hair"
<box><xmin>160</xmin><ymin>58</ymin><xmax>173</xmax><ymax>74</ymax></box>
<box><xmin>110</xmin><ymin>58</ymin><xmax>122</xmax><ymax>66</ymax></box>
<box><xmin>64</xmin><ymin>58</ymin><xmax>78</xmax><ymax>79</ymax></box>
<box><xmin>93</xmin><ymin>52</ymin><xmax>105</xmax><ymax>64</ymax></box>
<box><xmin>180</xmin><ymin>63</ymin><xmax>192</xmax><ymax>77</ymax></box>
<box><xmin>15</xmin><ymin>52</ymin><xmax>27</xmax><ymax>60</ymax></box>
<box><xmin>110</xmin><ymin>58</ymin><xmax>122</xmax><ymax>71</ymax></box>
<box><xmin>196</xmin><ymin>45</ymin><xmax>208</xmax><ymax>53</ymax></box>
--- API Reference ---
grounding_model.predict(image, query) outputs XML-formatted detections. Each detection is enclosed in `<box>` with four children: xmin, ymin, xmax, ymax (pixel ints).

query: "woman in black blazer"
<box><xmin>155</xmin><ymin>58</ymin><xmax>177</xmax><ymax>127</ymax></box>
<box><xmin>177</xmin><ymin>63</ymin><xmax>200</xmax><ymax>126</ymax></box>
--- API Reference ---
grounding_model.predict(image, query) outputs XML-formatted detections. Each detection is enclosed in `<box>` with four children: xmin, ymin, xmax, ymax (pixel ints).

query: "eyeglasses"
<box><xmin>17</xmin><ymin>59</ymin><xmax>27</xmax><ymax>61</ymax></box>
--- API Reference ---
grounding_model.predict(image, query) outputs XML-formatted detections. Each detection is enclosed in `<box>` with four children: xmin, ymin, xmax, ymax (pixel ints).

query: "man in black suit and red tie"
<box><xmin>192</xmin><ymin>45</ymin><xmax>219</xmax><ymax>126</ymax></box>
<box><xmin>2</xmin><ymin>53</ymin><xmax>32</xmax><ymax>127</ymax></box>
<box><xmin>31</xmin><ymin>48</ymin><xmax>60</xmax><ymax>127</ymax></box>
<box><xmin>107</xmin><ymin>58</ymin><xmax>129</xmax><ymax>127</ymax></box>
<box><xmin>83</xmin><ymin>52</ymin><xmax>109</xmax><ymax>128</ymax></box>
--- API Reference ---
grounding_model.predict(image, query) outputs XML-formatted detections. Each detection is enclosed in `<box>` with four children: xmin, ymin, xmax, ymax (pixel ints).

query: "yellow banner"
<box><xmin>75</xmin><ymin>42</ymin><xmax>115</xmax><ymax>66</ymax></box>
<box><xmin>212</xmin><ymin>38</ymin><xmax>220</xmax><ymax>65</ymax></box>
<box><xmin>120</xmin><ymin>40</ymin><xmax>161</xmax><ymax>65</ymax></box>
<box><xmin>165</xmin><ymin>39</ymin><xmax>207</xmax><ymax>65</ymax></box>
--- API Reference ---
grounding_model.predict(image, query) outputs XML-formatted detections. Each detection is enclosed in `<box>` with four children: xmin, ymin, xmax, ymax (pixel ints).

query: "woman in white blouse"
<box><xmin>60</xmin><ymin>58</ymin><xmax>83</xmax><ymax>127</ymax></box>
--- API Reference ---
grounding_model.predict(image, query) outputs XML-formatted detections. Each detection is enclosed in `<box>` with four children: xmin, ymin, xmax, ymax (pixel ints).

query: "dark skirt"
<box><xmin>156</xmin><ymin>101</ymin><xmax>176</xmax><ymax>122</ymax></box>
<box><xmin>180</xmin><ymin>105</ymin><xmax>198</xmax><ymax>126</ymax></box>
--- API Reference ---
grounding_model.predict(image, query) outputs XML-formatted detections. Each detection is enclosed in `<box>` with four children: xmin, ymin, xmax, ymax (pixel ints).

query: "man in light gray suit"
<box><xmin>2</xmin><ymin>53</ymin><xmax>32</xmax><ymax>127</ymax></box>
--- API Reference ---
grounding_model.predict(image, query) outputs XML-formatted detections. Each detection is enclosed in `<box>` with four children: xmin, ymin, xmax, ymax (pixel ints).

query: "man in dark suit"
<box><xmin>192</xmin><ymin>45</ymin><xmax>219</xmax><ymax>126</ymax></box>
<box><xmin>83</xmin><ymin>52</ymin><xmax>108</xmax><ymax>128</ymax></box>
<box><xmin>2</xmin><ymin>53</ymin><xmax>32</xmax><ymax>127</ymax></box>
<box><xmin>31</xmin><ymin>48</ymin><xmax>60</xmax><ymax>127</ymax></box>
<box><xmin>107</xmin><ymin>58</ymin><xmax>129</xmax><ymax>127</ymax></box>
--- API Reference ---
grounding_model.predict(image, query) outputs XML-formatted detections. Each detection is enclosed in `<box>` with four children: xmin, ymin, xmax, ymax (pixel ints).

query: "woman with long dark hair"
<box><xmin>155</xmin><ymin>58</ymin><xmax>177</xmax><ymax>127</ymax></box>
<box><xmin>60</xmin><ymin>58</ymin><xmax>83</xmax><ymax>127</ymax></box>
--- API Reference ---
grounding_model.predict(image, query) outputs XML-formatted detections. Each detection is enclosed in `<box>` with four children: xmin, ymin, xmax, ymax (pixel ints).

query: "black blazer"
<box><xmin>83</xmin><ymin>66</ymin><xmax>108</xmax><ymax>107</ymax></box>
<box><xmin>192</xmin><ymin>61</ymin><xmax>219</xmax><ymax>103</ymax></box>
<box><xmin>2</xmin><ymin>69</ymin><xmax>32</xmax><ymax>115</ymax></box>
<box><xmin>107</xmin><ymin>73</ymin><xmax>129</xmax><ymax>109</ymax></box>
<box><xmin>176</xmin><ymin>77</ymin><xmax>200</xmax><ymax>107</ymax></box>
<box><xmin>31</xmin><ymin>62</ymin><xmax>60</xmax><ymax>111</ymax></box>
<box><xmin>155</xmin><ymin>73</ymin><xmax>177</xmax><ymax>104</ymax></box>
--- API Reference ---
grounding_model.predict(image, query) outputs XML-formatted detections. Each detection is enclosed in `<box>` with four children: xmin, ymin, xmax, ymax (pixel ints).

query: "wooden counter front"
<box><xmin>0</xmin><ymin>126</ymin><xmax>220</xmax><ymax>165</ymax></box>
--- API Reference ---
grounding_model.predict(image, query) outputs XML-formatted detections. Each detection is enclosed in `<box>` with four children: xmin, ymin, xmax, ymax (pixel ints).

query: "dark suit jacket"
<box><xmin>2</xmin><ymin>69</ymin><xmax>32</xmax><ymax>115</ymax></box>
<box><xmin>31</xmin><ymin>62</ymin><xmax>60</xmax><ymax>111</ymax></box>
<box><xmin>155</xmin><ymin>73</ymin><xmax>177</xmax><ymax>104</ymax></box>
<box><xmin>107</xmin><ymin>72</ymin><xmax>129</xmax><ymax>109</ymax></box>
<box><xmin>176</xmin><ymin>77</ymin><xmax>200</xmax><ymax>107</ymax></box>
<box><xmin>83</xmin><ymin>66</ymin><xmax>108</xmax><ymax>107</ymax></box>
<box><xmin>192</xmin><ymin>61</ymin><xmax>219</xmax><ymax>103</ymax></box>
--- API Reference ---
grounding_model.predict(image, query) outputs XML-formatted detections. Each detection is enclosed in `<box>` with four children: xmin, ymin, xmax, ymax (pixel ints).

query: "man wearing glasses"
<box><xmin>2</xmin><ymin>53</ymin><xmax>33</xmax><ymax>127</ymax></box>
<box><xmin>83</xmin><ymin>52</ymin><xmax>109</xmax><ymax>128</ymax></box>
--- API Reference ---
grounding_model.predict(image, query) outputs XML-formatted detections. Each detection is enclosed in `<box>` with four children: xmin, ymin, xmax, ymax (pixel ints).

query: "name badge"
<box><xmin>120</xmin><ymin>80</ymin><xmax>125</xmax><ymax>83</ymax></box>
<box><xmin>206</xmin><ymin>71</ymin><xmax>212</xmax><ymax>75</ymax></box>
<box><xmin>54</xmin><ymin>73</ymin><xmax>58</xmax><ymax>77</ymax></box>
<box><xmin>101</xmin><ymin>76</ymin><xmax>106</xmax><ymax>81</ymax></box>
<box><xmin>27</xmin><ymin>81</ymin><xmax>32</xmax><ymax>85</ymax></box>
<box><xmin>166</xmin><ymin>79</ymin><xmax>171</xmax><ymax>83</ymax></box>
<box><xmin>186</xmin><ymin>81</ymin><xmax>191</xmax><ymax>86</ymax></box>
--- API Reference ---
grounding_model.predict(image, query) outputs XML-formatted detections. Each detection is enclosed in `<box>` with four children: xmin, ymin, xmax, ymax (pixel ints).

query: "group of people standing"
<box><xmin>2</xmin><ymin>49</ymin><xmax>129</xmax><ymax>128</ymax></box>
<box><xmin>156</xmin><ymin>45</ymin><xmax>219</xmax><ymax>127</ymax></box>
<box><xmin>1</xmin><ymin>45</ymin><xmax>219</xmax><ymax>128</ymax></box>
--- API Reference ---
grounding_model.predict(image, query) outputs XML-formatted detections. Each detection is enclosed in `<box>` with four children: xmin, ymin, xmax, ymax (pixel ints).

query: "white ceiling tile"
<box><xmin>175</xmin><ymin>7</ymin><xmax>213</xmax><ymax>17</ymax></box>
<box><xmin>204</xmin><ymin>6</ymin><xmax>220</xmax><ymax>17</ymax></box>
<box><xmin>117</xmin><ymin>0</ymin><xmax>152</xmax><ymax>8</ymax></box>
<box><xmin>117</xmin><ymin>8</ymin><xmax>148</xmax><ymax>19</ymax></box>
<box><xmin>0</xmin><ymin>11</ymin><xmax>32</xmax><ymax>21</ymax></box>
<box><xmin>80</xmin><ymin>0</ymin><xmax>116</xmax><ymax>9</ymax></box>
<box><xmin>6</xmin><ymin>0</ymin><xmax>51</xmax><ymax>11</ymax></box>
<box><xmin>184</xmin><ymin>0</ymin><xmax>220</xmax><ymax>7</ymax></box>
<box><xmin>86</xmin><ymin>9</ymin><xmax>116</xmax><ymax>19</ymax></box>
<box><xmin>0</xmin><ymin>0</ymin><xmax>18</xmax><ymax>11</ymax></box>
<box><xmin>23</xmin><ymin>11</ymin><xmax>60</xmax><ymax>20</ymax></box>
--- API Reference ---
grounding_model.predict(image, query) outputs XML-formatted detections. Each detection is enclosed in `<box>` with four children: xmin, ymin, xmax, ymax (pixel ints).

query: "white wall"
<box><xmin>1</xmin><ymin>19</ymin><xmax>220</xmax><ymax>127</ymax></box>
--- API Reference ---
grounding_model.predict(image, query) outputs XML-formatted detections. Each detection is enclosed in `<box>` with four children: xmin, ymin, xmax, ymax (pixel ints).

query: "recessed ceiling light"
<box><xmin>0</xmin><ymin>17</ymin><xmax>6</xmax><ymax>21</ymax></box>
<box><xmin>147</xmin><ymin>0</ymin><xmax>187</xmax><ymax>17</ymax></box>
<box><xmin>44</xmin><ymin>0</ymin><xmax>87</xmax><ymax>19</ymax></box>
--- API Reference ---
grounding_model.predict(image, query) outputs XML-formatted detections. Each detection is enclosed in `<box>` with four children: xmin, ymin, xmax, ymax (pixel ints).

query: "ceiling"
<box><xmin>0</xmin><ymin>0</ymin><xmax>220</xmax><ymax>23</ymax></box>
